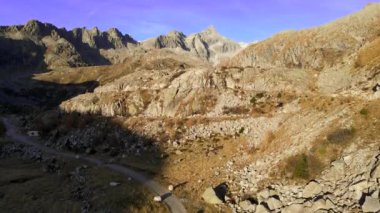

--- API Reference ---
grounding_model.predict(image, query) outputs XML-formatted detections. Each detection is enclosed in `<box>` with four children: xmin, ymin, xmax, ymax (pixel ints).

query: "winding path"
<box><xmin>2</xmin><ymin>117</ymin><xmax>186</xmax><ymax>213</ymax></box>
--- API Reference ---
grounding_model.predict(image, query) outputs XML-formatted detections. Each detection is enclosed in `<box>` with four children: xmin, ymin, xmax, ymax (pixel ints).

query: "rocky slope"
<box><xmin>222</xmin><ymin>3</ymin><xmax>380</xmax><ymax>71</ymax></box>
<box><xmin>53</xmin><ymin>4</ymin><xmax>380</xmax><ymax>118</ymax></box>
<box><xmin>2</xmin><ymin>3</ymin><xmax>380</xmax><ymax>213</ymax></box>
<box><xmin>52</xmin><ymin>4</ymin><xmax>380</xmax><ymax>213</ymax></box>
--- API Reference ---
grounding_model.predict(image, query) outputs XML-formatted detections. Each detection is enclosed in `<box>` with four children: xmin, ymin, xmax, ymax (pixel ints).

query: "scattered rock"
<box><xmin>282</xmin><ymin>203</ymin><xmax>305</xmax><ymax>213</ymax></box>
<box><xmin>256</xmin><ymin>204</ymin><xmax>270</xmax><ymax>213</ymax></box>
<box><xmin>202</xmin><ymin>187</ymin><xmax>223</xmax><ymax>204</ymax></box>
<box><xmin>201</xmin><ymin>185</ymin><xmax>226</xmax><ymax>205</ymax></box>
<box><xmin>239</xmin><ymin>200</ymin><xmax>256</xmax><ymax>212</ymax></box>
<box><xmin>266</xmin><ymin>197</ymin><xmax>283</xmax><ymax>210</ymax></box>
<box><xmin>153</xmin><ymin>196</ymin><xmax>162</xmax><ymax>202</ymax></box>
<box><xmin>109</xmin><ymin>181</ymin><xmax>120</xmax><ymax>187</ymax></box>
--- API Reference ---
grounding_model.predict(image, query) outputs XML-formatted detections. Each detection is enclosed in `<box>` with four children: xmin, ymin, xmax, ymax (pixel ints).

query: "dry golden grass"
<box><xmin>159</xmin><ymin>136</ymin><xmax>238</xmax><ymax>212</ymax></box>
<box><xmin>356</xmin><ymin>37</ymin><xmax>380</xmax><ymax>67</ymax></box>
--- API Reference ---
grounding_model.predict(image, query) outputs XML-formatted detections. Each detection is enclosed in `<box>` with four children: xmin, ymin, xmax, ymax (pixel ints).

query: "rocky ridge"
<box><xmin>0</xmin><ymin>21</ymin><xmax>242</xmax><ymax>71</ymax></box>
<box><xmin>0</xmin><ymin>20</ymin><xmax>138</xmax><ymax>69</ymax></box>
<box><xmin>142</xmin><ymin>26</ymin><xmax>242</xmax><ymax>64</ymax></box>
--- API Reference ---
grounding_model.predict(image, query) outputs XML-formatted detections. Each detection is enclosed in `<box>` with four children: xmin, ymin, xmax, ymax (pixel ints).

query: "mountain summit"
<box><xmin>141</xmin><ymin>26</ymin><xmax>242</xmax><ymax>63</ymax></box>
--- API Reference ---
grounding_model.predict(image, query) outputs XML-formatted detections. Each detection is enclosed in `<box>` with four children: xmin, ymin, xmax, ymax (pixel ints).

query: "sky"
<box><xmin>0</xmin><ymin>0</ymin><xmax>376</xmax><ymax>42</ymax></box>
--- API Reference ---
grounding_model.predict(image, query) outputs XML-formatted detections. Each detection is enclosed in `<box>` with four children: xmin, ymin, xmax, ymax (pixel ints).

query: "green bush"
<box><xmin>284</xmin><ymin>153</ymin><xmax>324</xmax><ymax>180</ymax></box>
<box><xmin>327</xmin><ymin>128</ymin><xmax>355</xmax><ymax>144</ymax></box>
<box><xmin>360</xmin><ymin>108</ymin><xmax>369</xmax><ymax>116</ymax></box>
<box><xmin>292</xmin><ymin>154</ymin><xmax>309</xmax><ymax>179</ymax></box>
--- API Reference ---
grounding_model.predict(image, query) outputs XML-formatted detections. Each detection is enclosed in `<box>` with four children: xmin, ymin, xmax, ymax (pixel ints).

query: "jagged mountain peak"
<box><xmin>107</xmin><ymin>28</ymin><xmax>122</xmax><ymax>36</ymax></box>
<box><xmin>140</xmin><ymin>26</ymin><xmax>242</xmax><ymax>64</ymax></box>
<box><xmin>202</xmin><ymin>25</ymin><xmax>218</xmax><ymax>35</ymax></box>
<box><xmin>167</xmin><ymin>30</ymin><xmax>186</xmax><ymax>38</ymax></box>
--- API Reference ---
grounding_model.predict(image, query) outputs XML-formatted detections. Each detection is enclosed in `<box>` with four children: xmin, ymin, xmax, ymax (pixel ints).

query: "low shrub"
<box><xmin>283</xmin><ymin>153</ymin><xmax>324</xmax><ymax>180</ymax></box>
<box><xmin>223</xmin><ymin>106</ymin><xmax>250</xmax><ymax>114</ymax></box>
<box><xmin>359</xmin><ymin>108</ymin><xmax>369</xmax><ymax>116</ymax></box>
<box><xmin>286</xmin><ymin>154</ymin><xmax>309</xmax><ymax>179</ymax></box>
<box><xmin>327</xmin><ymin>128</ymin><xmax>355</xmax><ymax>144</ymax></box>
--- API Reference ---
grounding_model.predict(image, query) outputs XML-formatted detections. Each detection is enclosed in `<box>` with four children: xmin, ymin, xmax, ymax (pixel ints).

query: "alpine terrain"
<box><xmin>1</xmin><ymin>3</ymin><xmax>380</xmax><ymax>213</ymax></box>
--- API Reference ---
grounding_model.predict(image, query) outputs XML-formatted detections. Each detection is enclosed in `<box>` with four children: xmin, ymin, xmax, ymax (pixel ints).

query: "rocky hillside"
<box><xmin>51</xmin><ymin>4</ymin><xmax>380</xmax><ymax>213</ymax></box>
<box><xmin>142</xmin><ymin>26</ymin><xmax>242</xmax><ymax>64</ymax></box>
<box><xmin>2</xmin><ymin>3</ymin><xmax>380</xmax><ymax>213</ymax></box>
<box><xmin>222</xmin><ymin>3</ymin><xmax>380</xmax><ymax>71</ymax></box>
<box><xmin>0</xmin><ymin>20</ymin><xmax>137</xmax><ymax>70</ymax></box>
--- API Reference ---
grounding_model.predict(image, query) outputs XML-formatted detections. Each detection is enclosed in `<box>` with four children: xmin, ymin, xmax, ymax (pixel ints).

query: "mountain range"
<box><xmin>0</xmin><ymin>21</ymin><xmax>242</xmax><ymax>72</ymax></box>
<box><xmin>1</xmin><ymin>3</ymin><xmax>380</xmax><ymax>213</ymax></box>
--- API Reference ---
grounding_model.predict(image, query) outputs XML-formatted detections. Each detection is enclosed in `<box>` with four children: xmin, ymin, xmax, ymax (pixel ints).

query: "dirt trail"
<box><xmin>2</xmin><ymin>117</ymin><xmax>186</xmax><ymax>213</ymax></box>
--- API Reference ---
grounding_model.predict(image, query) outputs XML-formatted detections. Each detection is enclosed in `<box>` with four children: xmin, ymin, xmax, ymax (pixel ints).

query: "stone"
<box><xmin>168</xmin><ymin>185</ymin><xmax>174</xmax><ymax>191</ymax></box>
<box><xmin>266</xmin><ymin>197</ymin><xmax>283</xmax><ymax>210</ymax></box>
<box><xmin>109</xmin><ymin>181</ymin><xmax>120</xmax><ymax>186</ymax></box>
<box><xmin>303</xmin><ymin>181</ymin><xmax>322</xmax><ymax>198</ymax></box>
<box><xmin>282</xmin><ymin>203</ymin><xmax>305</xmax><ymax>213</ymax></box>
<box><xmin>85</xmin><ymin>148</ymin><xmax>95</xmax><ymax>154</ymax></box>
<box><xmin>343</xmin><ymin>155</ymin><xmax>353</xmax><ymax>165</ymax></box>
<box><xmin>311</xmin><ymin>199</ymin><xmax>334</xmax><ymax>211</ymax></box>
<box><xmin>257</xmin><ymin>188</ymin><xmax>277</xmax><ymax>202</ymax></box>
<box><xmin>202</xmin><ymin>187</ymin><xmax>223</xmax><ymax>204</ymax></box>
<box><xmin>329</xmin><ymin>159</ymin><xmax>346</xmax><ymax>179</ymax></box>
<box><xmin>256</xmin><ymin>204</ymin><xmax>270</xmax><ymax>213</ymax></box>
<box><xmin>238</xmin><ymin>200</ymin><xmax>256</xmax><ymax>212</ymax></box>
<box><xmin>372</xmin><ymin>189</ymin><xmax>379</xmax><ymax>199</ymax></box>
<box><xmin>153</xmin><ymin>196</ymin><xmax>162</xmax><ymax>202</ymax></box>
<box><xmin>349</xmin><ymin>180</ymin><xmax>369</xmax><ymax>200</ymax></box>
<box><xmin>362</xmin><ymin>196</ymin><xmax>380</xmax><ymax>213</ymax></box>
<box><xmin>370</xmin><ymin>163</ymin><xmax>380</xmax><ymax>179</ymax></box>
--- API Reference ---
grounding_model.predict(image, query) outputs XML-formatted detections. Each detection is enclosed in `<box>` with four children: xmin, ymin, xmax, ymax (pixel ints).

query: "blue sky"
<box><xmin>0</xmin><ymin>0</ymin><xmax>376</xmax><ymax>42</ymax></box>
